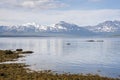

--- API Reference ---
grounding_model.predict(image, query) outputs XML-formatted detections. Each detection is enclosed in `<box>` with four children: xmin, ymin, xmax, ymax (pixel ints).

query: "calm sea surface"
<box><xmin>0</xmin><ymin>37</ymin><xmax>120</xmax><ymax>78</ymax></box>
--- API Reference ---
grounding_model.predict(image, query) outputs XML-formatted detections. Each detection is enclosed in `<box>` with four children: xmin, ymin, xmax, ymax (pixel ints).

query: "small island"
<box><xmin>0</xmin><ymin>49</ymin><xmax>119</xmax><ymax>80</ymax></box>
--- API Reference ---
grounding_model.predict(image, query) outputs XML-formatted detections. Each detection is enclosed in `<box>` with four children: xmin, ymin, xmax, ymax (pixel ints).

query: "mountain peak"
<box><xmin>59</xmin><ymin>21</ymin><xmax>67</xmax><ymax>24</ymax></box>
<box><xmin>58</xmin><ymin>21</ymin><xmax>75</xmax><ymax>25</ymax></box>
<box><xmin>86</xmin><ymin>20</ymin><xmax>120</xmax><ymax>33</ymax></box>
<box><xmin>0</xmin><ymin>20</ymin><xmax>120</xmax><ymax>36</ymax></box>
<box><xmin>100</xmin><ymin>20</ymin><xmax>120</xmax><ymax>25</ymax></box>
<box><xmin>21</xmin><ymin>22</ymin><xmax>40</xmax><ymax>28</ymax></box>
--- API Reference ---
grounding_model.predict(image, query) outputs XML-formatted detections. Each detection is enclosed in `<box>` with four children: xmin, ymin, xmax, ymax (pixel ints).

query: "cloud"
<box><xmin>49</xmin><ymin>9</ymin><xmax>120</xmax><ymax>26</ymax></box>
<box><xmin>20</xmin><ymin>0</ymin><xmax>67</xmax><ymax>9</ymax></box>
<box><xmin>0</xmin><ymin>0</ymin><xmax>67</xmax><ymax>9</ymax></box>
<box><xmin>0</xmin><ymin>9</ymin><xmax>120</xmax><ymax>26</ymax></box>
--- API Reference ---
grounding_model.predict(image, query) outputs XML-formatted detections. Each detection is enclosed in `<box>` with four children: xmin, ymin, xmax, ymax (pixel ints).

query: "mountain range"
<box><xmin>0</xmin><ymin>20</ymin><xmax>120</xmax><ymax>37</ymax></box>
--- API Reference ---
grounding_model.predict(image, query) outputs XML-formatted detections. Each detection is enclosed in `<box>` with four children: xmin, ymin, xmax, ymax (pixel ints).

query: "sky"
<box><xmin>0</xmin><ymin>0</ymin><xmax>120</xmax><ymax>26</ymax></box>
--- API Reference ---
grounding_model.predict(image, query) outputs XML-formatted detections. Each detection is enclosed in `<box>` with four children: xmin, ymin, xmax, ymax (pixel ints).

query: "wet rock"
<box><xmin>66</xmin><ymin>43</ymin><xmax>71</xmax><ymax>45</ymax></box>
<box><xmin>16</xmin><ymin>49</ymin><xmax>23</xmax><ymax>51</ymax></box>
<box><xmin>22</xmin><ymin>51</ymin><xmax>33</xmax><ymax>53</ymax></box>
<box><xmin>86</xmin><ymin>40</ymin><xmax>95</xmax><ymax>42</ymax></box>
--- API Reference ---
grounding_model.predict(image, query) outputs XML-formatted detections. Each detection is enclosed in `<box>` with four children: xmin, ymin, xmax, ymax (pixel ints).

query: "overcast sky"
<box><xmin>0</xmin><ymin>0</ymin><xmax>120</xmax><ymax>26</ymax></box>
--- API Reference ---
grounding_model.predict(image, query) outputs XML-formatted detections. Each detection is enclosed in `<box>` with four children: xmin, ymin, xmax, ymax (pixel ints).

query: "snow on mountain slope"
<box><xmin>86</xmin><ymin>20</ymin><xmax>120</xmax><ymax>33</ymax></box>
<box><xmin>0</xmin><ymin>20</ymin><xmax>120</xmax><ymax>36</ymax></box>
<box><xmin>52</xmin><ymin>21</ymin><xmax>93</xmax><ymax>33</ymax></box>
<box><xmin>0</xmin><ymin>21</ymin><xmax>92</xmax><ymax>33</ymax></box>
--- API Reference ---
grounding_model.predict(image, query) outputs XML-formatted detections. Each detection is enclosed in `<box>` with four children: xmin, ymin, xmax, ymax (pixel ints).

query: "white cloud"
<box><xmin>0</xmin><ymin>0</ymin><xmax>67</xmax><ymax>9</ymax></box>
<box><xmin>20</xmin><ymin>0</ymin><xmax>67</xmax><ymax>9</ymax></box>
<box><xmin>0</xmin><ymin>9</ymin><xmax>120</xmax><ymax>26</ymax></box>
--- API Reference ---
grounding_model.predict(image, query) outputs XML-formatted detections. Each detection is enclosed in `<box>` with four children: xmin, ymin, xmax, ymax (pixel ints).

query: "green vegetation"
<box><xmin>0</xmin><ymin>50</ymin><xmax>23</xmax><ymax>62</ymax></box>
<box><xmin>0</xmin><ymin>49</ymin><xmax>34</xmax><ymax>62</ymax></box>
<box><xmin>0</xmin><ymin>63</ymin><xmax>119</xmax><ymax>80</ymax></box>
<box><xmin>0</xmin><ymin>49</ymin><xmax>119</xmax><ymax>80</ymax></box>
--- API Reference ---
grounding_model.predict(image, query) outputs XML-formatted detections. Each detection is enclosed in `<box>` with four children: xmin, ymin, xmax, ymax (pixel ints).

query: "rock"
<box><xmin>22</xmin><ymin>51</ymin><xmax>33</xmax><ymax>53</ymax></box>
<box><xmin>16</xmin><ymin>49</ymin><xmax>23</xmax><ymax>51</ymax></box>
<box><xmin>86</xmin><ymin>40</ymin><xmax>95</xmax><ymax>42</ymax></box>
<box><xmin>66</xmin><ymin>43</ymin><xmax>71</xmax><ymax>45</ymax></box>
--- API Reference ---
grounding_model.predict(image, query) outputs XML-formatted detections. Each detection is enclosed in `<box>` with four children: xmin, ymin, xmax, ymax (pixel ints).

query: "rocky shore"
<box><xmin>0</xmin><ymin>49</ymin><xmax>119</xmax><ymax>80</ymax></box>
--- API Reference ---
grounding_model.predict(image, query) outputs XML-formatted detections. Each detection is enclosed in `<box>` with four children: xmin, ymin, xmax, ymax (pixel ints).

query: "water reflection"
<box><xmin>0</xmin><ymin>37</ymin><xmax>120</xmax><ymax>77</ymax></box>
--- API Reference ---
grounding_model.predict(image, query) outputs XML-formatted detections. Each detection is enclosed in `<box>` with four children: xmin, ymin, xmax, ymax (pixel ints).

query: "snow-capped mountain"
<box><xmin>85</xmin><ymin>20</ymin><xmax>120</xmax><ymax>33</ymax></box>
<box><xmin>0</xmin><ymin>21</ymin><xmax>94</xmax><ymax>36</ymax></box>
<box><xmin>48</xmin><ymin>21</ymin><xmax>93</xmax><ymax>33</ymax></box>
<box><xmin>0</xmin><ymin>20</ymin><xmax>120</xmax><ymax>36</ymax></box>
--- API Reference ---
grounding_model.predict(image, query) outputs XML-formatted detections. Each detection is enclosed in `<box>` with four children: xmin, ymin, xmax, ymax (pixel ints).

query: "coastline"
<box><xmin>0</xmin><ymin>49</ymin><xmax>119</xmax><ymax>80</ymax></box>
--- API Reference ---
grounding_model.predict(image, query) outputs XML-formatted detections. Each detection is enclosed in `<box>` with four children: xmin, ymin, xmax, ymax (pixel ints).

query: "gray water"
<box><xmin>0</xmin><ymin>37</ymin><xmax>120</xmax><ymax>78</ymax></box>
